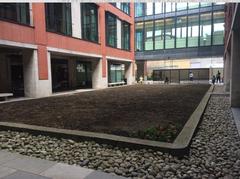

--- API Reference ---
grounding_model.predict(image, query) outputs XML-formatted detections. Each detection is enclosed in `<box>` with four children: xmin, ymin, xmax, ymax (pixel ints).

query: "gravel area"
<box><xmin>0</xmin><ymin>95</ymin><xmax>240</xmax><ymax>178</ymax></box>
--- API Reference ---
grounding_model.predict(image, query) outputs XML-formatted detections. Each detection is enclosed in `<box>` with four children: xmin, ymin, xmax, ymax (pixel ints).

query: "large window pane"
<box><xmin>188</xmin><ymin>15</ymin><xmax>199</xmax><ymax>47</ymax></box>
<box><xmin>0</xmin><ymin>3</ymin><xmax>30</xmax><ymax>25</ymax></box>
<box><xmin>176</xmin><ymin>3</ymin><xmax>187</xmax><ymax>11</ymax></box>
<box><xmin>106</xmin><ymin>13</ymin><xmax>117</xmax><ymax>47</ymax></box>
<box><xmin>109</xmin><ymin>64</ymin><xmax>124</xmax><ymax>83</ymax></box>
<box><xmin>122</xmin><ymin>21</ymin><xmax>130</xmax><ymax>50</ymax></box>
<box><xmin>165</xmin><ymin>18</ymin><xmax>175</xmax><ymax>49</ymax></box>
<box><xmin>176</xmin><ymin>16</ymin><xmax>187</xmax><ymax>48</ymax></box>
<box><xmin>200</xmin><ymin>13</ymin><xmax>212</xmax><ymax>46</ymax></box>
<box><xmin>155</xmin><ymin>2</ymin><xmax>164</xmax><ymax>14</ymax></box>
<box><xmin>135</xmin><ymin>22</ymin><xmax>144</xmax><ymax>51</ymax></box>
<box><xmin>45</xmin><ymin>3</ymin><xmax>72</xmax><ymax>35</ymax></box>
<box><xmin>135</xmin><ymin>3</ymin><xmax>144</xmax><ymax>17</ymax></box>
<box><xmin>146</xmin><ymin>3</ymin><xmax>153</xmax><ymax>15</ymax></box>
<box><xmin>155</xmin><ymin>19</ymin><xmax>164</xmax><ymax>50</ymax></box>
<box><xmin>121</xmin><ymin>3</ymin><xmax>130</xmax><ymax>15</ymax></box>
<box><xmin>81</xmin><ymin>3</ymin><xmax>98</xmax><ymax>42</ymax></box>
<box><xmin>213</xmin><ymin>11</ymin><xmax>224</xmax><ymax>45</ymax></box>
<box><xmin>188</xmin><ymin>3</ymin><xmax>199</xmax><ymax>9</ymax></box>
<box><xmin>165</xmin><ymin>3</ymin><xmax>175</xmax><ymax>13</ymax></box>
<box><xmin>144</xmin><ymin>21</ymin><xmax>154</xmax><ymax>50</ymax></box>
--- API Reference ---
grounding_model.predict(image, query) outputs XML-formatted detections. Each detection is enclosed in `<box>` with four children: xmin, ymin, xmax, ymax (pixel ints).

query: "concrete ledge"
<box><xmin>0</xmin><ymin>85</ymin><xmax>214</xmax><ymax>156</ymax></box>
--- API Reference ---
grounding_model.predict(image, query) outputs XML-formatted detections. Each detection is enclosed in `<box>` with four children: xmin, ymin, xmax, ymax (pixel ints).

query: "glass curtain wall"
<box><xmin>106</xmin><ymin>13</ymin><xmax>117</xmax><ymax>47</ymax></box>
<box><xmin>176</xmin><ymin>16</ymin><xmax>187</xmax><ymax>48</ymax></box>
<box><xmin>188</xmin><ymin>15</ymin><xmax>199</xmax><ymax>47</ymax></box>
<box><xmin>135</xmin><ymin>3</ymin><xmax>144</xmax><ymax>17</ymax></box>
<box><xmin>155</xmin><ymin>2</ymin><xmax>164</xmax><ymax>14</ymax></box>
<box><xmin>144</xmin><ymin>21</ymin><xmax>154</xmax><ymax>50</ymax></box>
<box><xmin>188</xmin><ymin>3</ymin><xmax>199</xmax><ymax>9</ymax></box>
<box><xmin>0</xmin><ymin>3</ymin><xmax>30</xmax><ymax>25</ymax></box>
<box><xmin>135</xmin><ymin>22</ymin><xmax>144</xmax><ymax>51</ymax></box>
<box><xmin>213</xmin><ymin>11</ymin><xmax>224</xmax><ymax>45</ymax></box>
<box><xmin>176</xmin><ymin>3</ymin><xmax>187</xmax><ymax>11</ymax></box>
<box><xmin>165</xmin><ymin>3</ymin><xmax>175</xmax><ymax>13</ymax></box>
<box><xmin>165</xmin><ymin>18</ymin><xmax>175</xmax><ymax>49</ymax></box>
<box><xmin>155</xmin><ymin>19</ymin><xmax>164</xmax><ymax>49</ymax></box>
<box><xmin>200</xmin><ymin>13</ymin><xmax>212</xmax><ymax>46</ymax></box>
<box><xmin>81</xmin><ymin>3</ymin><xmax>98</xmax><ymax>42</ymax></box>
<box><xmin>146</xmin><ymin>3</ymin><xmax>153</xmax><ymax>15</ymax></box>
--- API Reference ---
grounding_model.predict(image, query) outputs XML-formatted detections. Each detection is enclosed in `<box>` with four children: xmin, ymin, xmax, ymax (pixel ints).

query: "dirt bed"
<box><xmin>0</xmin><ymin>84</ymin><xmax>210</xmax><ymax>142</ymax></box>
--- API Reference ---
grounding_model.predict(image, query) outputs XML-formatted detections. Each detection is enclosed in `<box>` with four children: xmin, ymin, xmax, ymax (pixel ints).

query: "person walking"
<box><xmin>189</xmin><ymin>71</ymin><xmax>194</xmax><ymax>81</ymax></box>
<box><xmin>212</xmin><ymin>75</ymin><xmax>216</xmax><ymax>85</ymax></box>
<box><xmin>216</xmin><ymin>70</ymin><xmax>221</xmax><ymax>83</ymax></box>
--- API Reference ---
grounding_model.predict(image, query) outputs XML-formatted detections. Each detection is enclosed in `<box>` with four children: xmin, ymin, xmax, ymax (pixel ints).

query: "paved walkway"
<box><xmin>0</xmin><ymin>150</ymin><xmax>125</xmax><ymax>179</ymax></box>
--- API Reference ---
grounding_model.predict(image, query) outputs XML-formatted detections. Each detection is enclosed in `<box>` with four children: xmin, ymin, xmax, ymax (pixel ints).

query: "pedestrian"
<box><xmin>212</xmin><ymin>75</ymin><xmax>216</xmax><ymax>85</ymax></box>
<box><xmin>189</xmin><ymin>71</ymin><xmax>194</xmax><ymax>81</ymax></box>
<box><xmin>139</xmin><ymin>76</ymin><xmax>143</xmax><ymax>84</ymax></box>
<box><xmin>216</xmin><ymin>70</ymin><xmax>221</xmax><ymax>83</ymax></box>
<box><xmin>164</xmin><ymin>76</ymin><xmax>169</xmax><ymax>84</ymax></box>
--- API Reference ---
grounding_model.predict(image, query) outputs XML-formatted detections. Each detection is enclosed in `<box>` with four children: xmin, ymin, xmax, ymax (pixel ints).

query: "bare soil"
<box><xmin>0</xmin><ymin>84</ymin><xmax>210</xmax><ymax>142</ymax></box>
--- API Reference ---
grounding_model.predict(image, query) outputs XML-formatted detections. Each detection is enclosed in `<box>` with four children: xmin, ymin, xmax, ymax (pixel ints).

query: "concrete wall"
<box><xmin>92</xmin><ymin>58</ymin><xmax>108</xmax><ymax>89</ymax></box>
<box><xmin>23</xmin><ymin>50</ymin><xmax>52</xmax><ymax>98</ymax></box>
<box><xmin>230</xmin><ymin>31</ymin><xmax>240</xmax><ymax>107</ymax></box>
<box><xmin>125</xmin><ymin>62</ymin><xmax>135</xmax><ymax>85</ymax></box>
<box><xmin>224</xmin><ymin>51</ymin><xmax>231</xmax><ymax>92</ymax></box>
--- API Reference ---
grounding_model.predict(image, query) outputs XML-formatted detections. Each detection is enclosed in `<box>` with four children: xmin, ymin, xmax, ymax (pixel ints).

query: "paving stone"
<box><xmin>0</xmin><ymin>166</ymin><xmax>16</xmax><ymax>178</ymax></box>
<box><xmin>2</xmin><ymin>155</ymin><xmax>56</xmax><ymax>174</ymax></box>
<box><xmin>85</xmin><ymin>171</ymin><xmax>126</xmax><ymax>179</ymax></box>
<box><xmin>0</xmin><ymin>151</ymin><xmax>22</xmax><ymax>165</ymax></box>
<box><xmin>1</xmin><ymin>171</ymin><xmax>51</xmax><ymax>179</ymax></box>
<box><xmin>40</xmin><ymin>163</ymin><xmax>93</xmax><ymax>179</ymax></box>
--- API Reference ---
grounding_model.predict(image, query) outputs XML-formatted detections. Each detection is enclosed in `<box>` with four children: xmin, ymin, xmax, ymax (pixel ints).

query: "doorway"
<box><xmin>76</xmin><ymin>61</ymin><xmax>92</xmax><ymax>88</ymax></box>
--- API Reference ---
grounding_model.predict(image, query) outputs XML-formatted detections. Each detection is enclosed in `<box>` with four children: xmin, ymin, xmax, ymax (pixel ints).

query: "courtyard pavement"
<box><xmin>0</xmin><ymin>85</ymin><xmax>240</xmax><ymax>178</ymax></box>
<box><xmin>0</xmin><ymin>150</ymin><xmax>125</xmax><ymax>179</ymax></box>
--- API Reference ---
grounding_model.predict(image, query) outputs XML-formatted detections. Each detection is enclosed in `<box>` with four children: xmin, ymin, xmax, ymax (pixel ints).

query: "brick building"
<box><xmin>0</xmin><ymin>3</ymin><xmax>135</xmax><ymax>98</ymax></box>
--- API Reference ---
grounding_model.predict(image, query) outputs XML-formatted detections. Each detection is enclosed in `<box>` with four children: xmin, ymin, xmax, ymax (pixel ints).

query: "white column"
<box><xmin>29</xmin><ymin>3</ymin><xmax>33</xmax><ymax>26</ymax></box>
<box><xmin>117</xmin><ymin>19</ymin><xmax>122</xmax><ymax>49</ymax></box>
<box><xmin>125</xmin><ymin>62</ymin><xmax>135</xmax><ymax>85</ymax></box>
<box><xmin>92</xmin><ymin>59</ymin><xmax>108</xmax><ymax>89</ymax></box>
<box><xmin>71</xmin><ymin>0</ymin><xmax>81</xmax><ymax>39</ymax></box>
<box><xmin>23</xmin><ymin>50</ymin><xmax>52</xmax><ymax>98</ymax></box>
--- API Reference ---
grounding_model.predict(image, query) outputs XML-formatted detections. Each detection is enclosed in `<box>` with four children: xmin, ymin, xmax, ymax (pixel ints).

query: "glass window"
<box><xmin>188</xmin><ymin>15</ymin><xmax>199</xmax><ymax>47</ymax></box>
<box><xmin>214</xmin><ymin>2</ymin><xmax>225</xmax><ymax>5</ymax></box>
<box><xmin>200</xmin><ymin>3</ymin><xmax>212</xmax><ymax>7</ymax></box>
<box><xmin>176</xmin><ymin>16</ymin><xmax>187</xmax><ymax>48</ymax></box>
<box><xmin>135</xmin><ymin>3</ymin><xmax>144</xmax><ymax>17</ymax></box>
<box><xmin>0</xmin><ymin>3</ymin><xmax>30</xmax><ymax>25</ymax></box>
<box><xmin>106</xmin><ymin>13</ymin><xmax>117</xmax><ymax>47</ymax></box>
<box><xmin>109</xmin><ymin>64</ymin><xmax>125</xmax><ymax>83</ymax></box>
<box><xmin>213</xmin><ymin>11</ymin><xmax>224</xmax><ymax>45</ymax></box>
<box><xmin>146</xmin><ymin>3</ymin><xmax>153</xmax><ymax>15</ymax></box>
<box><xmin>155</xmin><ymin>2</ymin><xmax>164</xmax><ymax>14</ymax></box>
<box><xmin>121</xmin><ymin>3</ymin><xmax>130</xmax><ymax>15</ymax></box>
<box><xmin>135</xmin><ymin>22</ymin><xmax>144</xmax><ymax>51</ymax></box>
<box><xmin>155</xmin><ymin>19</ymin><xmax>164</xmax><ymax>50</ymax></box>
<box><xmin>81</xmin><ymin>3</ymin><xmax>98</xmax><ymax>42</ymax></box>
<box><xmin>45</xmin><ymin>3</ymin><xmax>72</xmax><ymax>35</ymax></box>
<box><xmin>188</xmin><ymin>3</ymin><xmax>199</xmax><ymax>9</ymax></box>
<box><xmin>144</xmin><ymin>21</ymin><xmax>154</xmax><ymax>50</ymax></box>
<box><xmin>165</xmin><ymin>18</ymin><xmax>175</xmax><ymax>49</ymax></box>
<box><xmin>122</xmin><ymin>21</ymin><xmax>130</xmax><ymax>50</ymax></box>
<box><xmin>176</xmin><ymin>3</ymin><xmax>187</xmax><ymax>11</ymax></box>
<box><xmin>200</xmin><ymin>13</ymin><xmax>212</xmax><ymax>46</ymax></box>
<box><xmin>165</xmin><ymin>3</ymin><xmax>175</xmax><ymax>13</ymax></box>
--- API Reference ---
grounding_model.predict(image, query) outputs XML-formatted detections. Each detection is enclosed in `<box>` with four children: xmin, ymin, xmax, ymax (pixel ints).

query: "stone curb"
<box><xmin>0</xmin><ymin>85</ymin><xmax>214</xmax><ymax>156</ymax></box>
